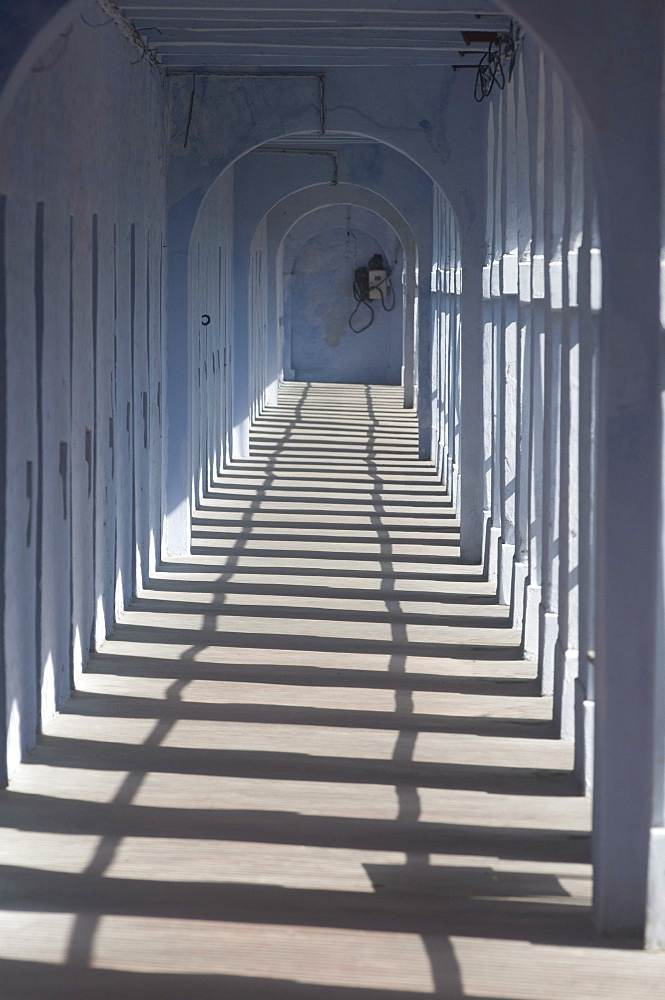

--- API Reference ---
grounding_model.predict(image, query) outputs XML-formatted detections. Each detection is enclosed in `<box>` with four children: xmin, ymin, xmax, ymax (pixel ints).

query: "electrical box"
<box><xmin>368</xmin><ymin>268</ymin><xmax>387</xmax><ymax>300</ymax></box>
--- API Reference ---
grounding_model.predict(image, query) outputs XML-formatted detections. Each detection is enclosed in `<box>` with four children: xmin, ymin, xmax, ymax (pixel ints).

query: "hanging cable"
<box><xmin>32</xmin><ymin>22</ymin><xmax>73</xmax><ymax>73</ymax></box>
<box><xmin>348</xmin><ymin>253</ymin><xmax>395</xmax><ymax>333</ymax></box>
<box><xmin>80</xmin><ymin>11</ymin><xmax>114</xmax><ymax>28</ymax></box>
<box><xmin>376</xmin><ymin>276</ymin><xmax>396</xmax><ymax>312</ymax></box>
<box><xmin>183</xmin><ymin>75</ymin><xmax>196</xmax><ymax>148</ymax></box>
<box><xmin>474</xmin><ymin>22</ymin><xmax>520</xmax><ymax>102</ymax></box>
<box><xmin>349</xmin><ymin>269</ymin><xmax>375</xmax><ymax>334</ymax></box>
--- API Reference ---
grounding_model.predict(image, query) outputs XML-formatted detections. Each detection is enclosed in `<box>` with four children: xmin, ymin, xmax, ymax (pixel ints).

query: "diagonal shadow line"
<box><xmin>0</xmin><ymin>863</ymin><xmax>593</xmax><ymax>944</ymax></box>
<box><xmin>0</xmin><ymin>960</ymin><xmax>541</xmax><ymax>1000</ymax></box>
<box><xmin>364</xmin><ymin>384</ymin><xmax>464</xmax><ymax>993</ymax></box>
<box><xmin>210</xmin><ymin>470</ymin><xmax>446</xmax><ymax>481</ymax></box>
<box><xmin>30</xmin><ymin>735</ymin><xmax>577</xmax><ymax>795</ymax></box>
<box><xmin>189</xmin><ymin>544</ymin><xmax>464</xmax><ymax>565</ymax></box>
<box><xmin>65</xmin><ymin>692</ymin><xmax>553</xmax><ymax>737</ymax></box>
<box><xmin>205</xmin><ymin>483</ymin><xmax>454</xmax><ymax>497</ymax></box>
<box><xmin>190</xmin><ymin>529</ymin><xmax>461</xmax><ymax>547</ymax></box>
<box><xmin>65</xmin><ymin>672</ymin><xmax>190</xmax><ymax>966</ymax></box>
<box><xmin>190</xmin><ymin>518</ymin><xmax>460</xmax><ymax>532</ymax></box>
<box><xmin>128</xmin><ymin>597</ymin><xmax>510</xmax><ymax>629</ymax></box>
<box><xmin>13</xmin><ymin>381</ymin><xmax>579</xmax><ymax>992</ymax></box>
<box><xmin>66</xmin><ymin>386</ymin><xmax>316</xmax><ymax>966</ymax></box>
<box><xmin>87</xmin><ymin>653</ymin><xmax>539</xmax><ymax>695</ymax></box>
<box><xmin>110</xmin><ymin>625</ymin><xmax>523</xmax><ymax>661</ymax></box>
<box><xmin>195</xmin><ymin>500</ymin><xmax>454</xmax><ymax>518</ymax></box>
<box><xmin>0</xmin><ymin>791</ymin><xmax>590</xmax><ymax>863</ymax></box>
<box><xmin>141</xmin><ymin>578</ymin><xmax>498</xmax><ymax>604</ymax></box>
<box><xmin>148</xmin><ymin>563</ymin><xmax>488</xmax><ymax>582</ymax></box>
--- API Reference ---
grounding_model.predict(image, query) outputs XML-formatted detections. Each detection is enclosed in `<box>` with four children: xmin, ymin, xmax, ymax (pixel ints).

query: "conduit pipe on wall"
<box><xmin>97</xmin><ymin>0</ymin><xmax>160</xmax><ymax>68</ymax></box>
<box><xmin>166</xmin><ymin>71</ymin><xmax>327</xmax><ymax>136</ymax></box>
<box><xmin>252</xmin><ymin>148</ymin><xmax>339</xmax><ymax>186</ymax></box>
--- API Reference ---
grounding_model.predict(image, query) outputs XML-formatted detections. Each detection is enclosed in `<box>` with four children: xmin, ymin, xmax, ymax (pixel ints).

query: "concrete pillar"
<box><xmin>451</xmin><ymin>228</ymin><xmax>464</xmax><ymax>513</ymax></box>
<box><xmin>498</xmin><ymin>272</ymin><xmax>517</xmax><ymax>605</ymax></box>
<box><xmin>163</xmin><ymin>195</ymin><xmax>201</xmax><ymax>557</ymax></box>
<box><xmin>456</xmin><ymin>239</ymin><xmax>484</xmax><ymax>563</ymax></box>
<box><xmin>417</xmin><ymin>256</ymin><xmax>433</xmax><ymax>461</ymax></box>
<box><xmin>488</xmin><ymin>100</ymin><xmax>504</xmax><ymax>583</ymax></box>
<box><xmin>553</xmin><ymin>103</ymin><xmax>584</xmax><ymax>740</ymax></box>
<box><xmin>574</xmin><ymin>184</ymin><xmax>600</xmax><ymax>791</ymax></box>
<box><xmin>402</xmin><ymin>256</ymin><xmax>416</xmax><ymax>409</ymax></box>
<box><xmin>232</xmin><ymin>231</ymin><xmax>251</xmax><ymax>459</ymax></box>
<box><xmin>447</xmin><ymin>216</ymin><xmax>462</xmax><ymax>506</ymax></box>
<box><xmin>498</xmin><ymin>78</ymin><xmax>520</xmax><ymax>608</ymax></box>
<box><xmin>512</xmin><ymin>58</ymin><xmax>534</xmax><ymax>629</ymax></box>
<box><xmin>481</xmin><ymin>107</ymin><xmax>496</xmax><ymax>571</ymax></box>
<box><xmin>526</xmin><ymin>279</ymin><xmax>546</xmax><ymax>658</ymax></box>
<box><xmin>433</xmin><ymin>194</ymin><xmax>445</xmax><ymax>481</ymax></box>
<box><xmin>538</xmin><ymin>67</ymin><xmax>564</xmax><ymax>697</ymax></box>
<box><xmin>592</xmin><ymin>52</ymin><xmax>663</xmax><ymax>950</ymax></box>
<box><xmin>523</xmin><ymin>53</ymin><xmax>546</xmax><ymax>658</ymax></box>
<box><xmin>431</xmin><ymin>226</ymin><xmax>442</xmax><ymax>475</ymax></box>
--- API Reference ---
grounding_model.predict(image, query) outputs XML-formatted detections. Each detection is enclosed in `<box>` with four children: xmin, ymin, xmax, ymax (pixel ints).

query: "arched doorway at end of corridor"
<box><xmin>283</xmin><ymin>204</ymin><xmax>405</xmax><ymax>386</ymax></box>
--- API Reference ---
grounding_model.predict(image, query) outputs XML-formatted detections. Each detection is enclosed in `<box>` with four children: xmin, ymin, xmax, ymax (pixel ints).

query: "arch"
<box><xmin>274</xmin><ymin>201</ymin><xmax>412</xmax><ymax>410</ymax></box>
<box><xmin>165</xmin><ymin>140</ymin><xmax>440</xmax><ymax>557</ymax></box>
<box><xmin>0</xmin><ymin>0</ymin><xmax>77</xmax><ymax>127</ymax></box>
<box><xmin>281</xmin><ymin>209</ymin><xmax>405</xmax><ymax>384</ymax></box>
<box><xmin>233</xmin><ymin>179</ymin><xmax>423</xmax><ymax>462</ymax></box>
<box><xmin>268</xmin><ymin>184</ymin><xmax>420</xmax><ymax>405</ymax></box>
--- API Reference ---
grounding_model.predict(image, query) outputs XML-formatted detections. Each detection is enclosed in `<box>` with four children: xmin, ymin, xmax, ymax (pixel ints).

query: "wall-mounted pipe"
<box><xmin>251</xmin><ymin>147</ymin><xmax>339</xmax><ymax>186</ymax></box>
<box><xmin>166</xmin><ymin>71</ymin><xmax>327</xmax><ymax>136</ymax></box>
<box><xmin>97</xmin><ymin>0</ymin><xmax>161</xmax><ymax>68</ymax></box>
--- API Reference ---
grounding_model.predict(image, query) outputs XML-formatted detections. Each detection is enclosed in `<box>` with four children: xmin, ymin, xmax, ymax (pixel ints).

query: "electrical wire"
<box><xmin>32</xmin><ymin>22</ymin><xmax>73</xmax><ymax>73</ymax></box>
<box><xmin>183</xmin><ymin>75</ymin><xmax>196</xmax><ymax>147</ymax></box>
<box><xmin>348</xmin><ymin>255</ymin><xmax>395</xmax><ymax>333</ymax></box>
<box><xmin>474</xmin><ymin>23</ymin><xmax>519</xmax><ymax>102</ymax></box>
<box><xmin>376</xmin><ymin>273</ymin><xmax>396</xmax><ymax>312</ymax></box>
<box><xmin>349</xmin><ymin>273</ymin><xmax>374</xmax><ymax>334</ymax></box>
<box><xmin>80</xmin><ymin>12</ymin><xmax>114</xmax><ymax>28</ymax></box>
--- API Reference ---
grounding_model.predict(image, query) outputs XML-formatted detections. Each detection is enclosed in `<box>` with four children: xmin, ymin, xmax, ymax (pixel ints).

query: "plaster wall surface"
<box><xmin>248</xmin><ymin>216</ymin><xmax>270</xmax><ymax>421</ymax></box>
<box><xmin>0</xmin><ymin>7</ymin><xmax>168</xmax><ymax>780</ymax></box>
<box><xmin>187</xmin><ymin>167</ymin><xmax>234</xmax><ymax>508</ymax></box>
<box><xmin>287</xmin><ymin>207</ymin><xmax>403</xmax><ymax>385</ymax></box>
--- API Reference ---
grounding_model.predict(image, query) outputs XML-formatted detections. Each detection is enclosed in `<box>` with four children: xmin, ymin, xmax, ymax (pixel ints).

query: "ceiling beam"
<box><xmin>121</xmin><ymin>1</ymin><xmax>501</xmax><ymax>13</ymax></box>
<box><xmin>161</xmin><ymin>57</ymin><xmax>477</xmax><ymax>67</ymax></box>
<box><xmin>155</xmin><ymin>40</ymin><xmax>488</xmax><ymax>49</ymax></box>
<box><xmin>135</xmin><ymin>21</ymin><xmax>507</xmax><ymax>30</ymax></box>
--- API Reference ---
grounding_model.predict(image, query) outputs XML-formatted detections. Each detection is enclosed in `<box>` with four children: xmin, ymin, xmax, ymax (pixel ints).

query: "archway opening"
<box><xmin>284</xmin><ymin>205</ymin><xmax>404</xmax><ymax>385</ymax></box>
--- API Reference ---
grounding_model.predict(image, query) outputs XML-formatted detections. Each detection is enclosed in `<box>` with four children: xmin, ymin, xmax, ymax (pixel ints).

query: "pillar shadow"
<box><xmin>0</xmin><ymin>383</ymin><xmax>606</xmax><ymax>1000</ymax></box>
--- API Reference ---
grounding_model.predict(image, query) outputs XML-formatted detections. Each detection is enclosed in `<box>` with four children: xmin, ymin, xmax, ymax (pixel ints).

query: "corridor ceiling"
<box><xmin>119</xmin><ymin>0</ymin><xmax>511</xmax><ymax>72</ymax></box>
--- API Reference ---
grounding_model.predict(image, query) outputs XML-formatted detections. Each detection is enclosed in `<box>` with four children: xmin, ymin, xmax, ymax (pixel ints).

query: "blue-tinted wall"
<box><xmin>288</xmin><ymin>208</ymin><xmax>403</xmax><ymax>385</ymax></box>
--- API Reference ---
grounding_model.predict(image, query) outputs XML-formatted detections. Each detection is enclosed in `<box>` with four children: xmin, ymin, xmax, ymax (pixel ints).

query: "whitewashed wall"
<box><xmin>188</xmin><ymin>168</ymin><xmax>235</xmax><ymax>503</ymax></box>
<box><xmin>249</xmin><ymin>218</ymin><xmax>270</xmax><ymax>422</ymax></box>
<box><xmin>0</xmin><ymin>14</ymin><xmax>168</xmax><ymax>781</ymax></box>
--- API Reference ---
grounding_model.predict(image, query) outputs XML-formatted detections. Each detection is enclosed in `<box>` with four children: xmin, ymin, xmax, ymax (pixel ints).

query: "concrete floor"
<box><xmin>0</xmin><ymin>382</ymin><xmax>663</xmax><ymax>997</ymax></box>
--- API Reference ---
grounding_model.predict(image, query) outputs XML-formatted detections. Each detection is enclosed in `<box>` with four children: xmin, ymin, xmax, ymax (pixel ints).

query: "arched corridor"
<box><xmin>2</xmin><ymin>0</ymin><xmax>665</xmax><ymax>989</ymax></box>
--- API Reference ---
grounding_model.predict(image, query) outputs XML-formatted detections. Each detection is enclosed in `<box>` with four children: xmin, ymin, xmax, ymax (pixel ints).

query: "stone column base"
<box><xmin>538</xmin><ymin>605</ymin><xmax>558</xmax><ymax>696</ymax></box>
